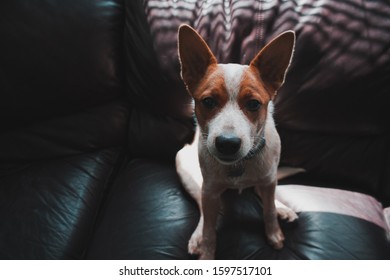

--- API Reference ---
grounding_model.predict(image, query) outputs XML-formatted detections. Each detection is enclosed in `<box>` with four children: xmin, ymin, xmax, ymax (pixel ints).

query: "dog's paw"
<box><xmin>188</xmin><ymin>231</ymin><xmax>202</xmax><ymax>256</ymax></box>
<box><xmin>188</xmin><ymin>235</ymin><xmax>215</xmax><ymax>259</ymax></box>
<box><xmin>188</xmin><ymin>228</ymin><xmax>216</xmax><ymax>259</ymax></box>
<box><xmin>267</xmin><ymin>228</ymin><xmax>285</xmax><ymax>250</ymax></box>
<box><xmin>277</xmin><ymin>206</ymin><xmax>298</xmax><ymax>222</ymax></box>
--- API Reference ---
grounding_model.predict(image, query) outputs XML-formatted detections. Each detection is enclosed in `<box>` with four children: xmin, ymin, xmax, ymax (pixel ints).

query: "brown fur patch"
<box><xmin>192</xmin><ymin>66</ymin><xmax>229</xmax><ymax>128</ymax></box>
<box><xmin>237</xmin><ymin>68</ymin><xmax>271</xmax><ymax>127</ymax></box>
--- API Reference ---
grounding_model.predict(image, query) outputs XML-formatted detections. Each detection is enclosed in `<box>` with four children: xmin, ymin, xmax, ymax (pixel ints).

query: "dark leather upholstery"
<box><xmin>0</xmin><ymin>0</ymin><xmax>128</xmax><ymax>259</ymax></box>
<box><xmin>1</xmin><ymin>0</ymin><xmax>389</xmax><ymax>259</ymax></box>
<box><xmin>87</xmin><ymin>159</ymin><xmax>197</xmax><ymax>259</ymax></box>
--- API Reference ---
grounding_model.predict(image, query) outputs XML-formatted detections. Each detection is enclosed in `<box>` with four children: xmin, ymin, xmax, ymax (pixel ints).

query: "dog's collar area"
<box><xmin>243</xmin><ymin>136</ymin><xmax>266</xmax><ymax>161</ymax></box>
<box><xmin>227</xmin><ymin>132</ymin><xmax>266</xmax><ymax>178</ymax></box>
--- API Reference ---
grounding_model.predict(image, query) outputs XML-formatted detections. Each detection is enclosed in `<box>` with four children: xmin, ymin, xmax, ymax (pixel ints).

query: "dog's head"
<box><xmin>178</xmin><ymin>25</ymin><xmax>295</xmax><ymax>164</ymax></box>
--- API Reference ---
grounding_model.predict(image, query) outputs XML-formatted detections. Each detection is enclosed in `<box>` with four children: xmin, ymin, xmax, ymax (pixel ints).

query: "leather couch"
<box><xmin>0</xmin><ymin>0</ymin><xmax>389</xmax><ymax>259</ymax></box>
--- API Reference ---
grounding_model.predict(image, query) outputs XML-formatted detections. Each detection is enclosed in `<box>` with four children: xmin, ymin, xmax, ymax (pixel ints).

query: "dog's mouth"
<box><xmin>214</xmin><ymin>154</ymin><xmax>241</xmax><ymax>165</ymax></box>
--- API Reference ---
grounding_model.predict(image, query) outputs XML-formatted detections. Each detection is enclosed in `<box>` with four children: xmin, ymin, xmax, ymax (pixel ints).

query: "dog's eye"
<box><xmin>246</xmin><ymin>100</ymin><xmax>261</xmax><ymax>112</ymax></box>
<box><xmin>201</xmin><ymin>97</ymin><xmax>217</xmax><ymax>109</ymax></box>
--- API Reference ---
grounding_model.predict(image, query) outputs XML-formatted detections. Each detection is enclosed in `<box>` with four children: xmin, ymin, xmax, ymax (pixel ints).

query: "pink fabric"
<box><xmin>384</xmin><ymin>208</ymin><xmax>390</xmax><ymax>232</ymax></box>
<box><xmin>276</xmin><ymin>185</ymin><xmax>388</xmax><ymax>231</ymax></box>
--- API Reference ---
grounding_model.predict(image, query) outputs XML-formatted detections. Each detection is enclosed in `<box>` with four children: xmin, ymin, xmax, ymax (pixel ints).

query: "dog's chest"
<box><xmin>226</xmin><ymin>162</ymin><xmax>266</xmax><ymax>190</ymax></box>
<box><xmin>201</xmin><ymin>155</ymin><xmax>270</xmax><ymax>190</ymax></box>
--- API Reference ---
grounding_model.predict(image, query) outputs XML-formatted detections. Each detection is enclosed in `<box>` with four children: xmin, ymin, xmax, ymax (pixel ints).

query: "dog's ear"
<box><xmin>178</xmin><ymin>24</ymin><xmax>217</xmax><ymax>93</ymax></box>
<box><xmin>250</xmin><ymin>31</ymin><xmax>295</xmax><ymax>96</ymax></box>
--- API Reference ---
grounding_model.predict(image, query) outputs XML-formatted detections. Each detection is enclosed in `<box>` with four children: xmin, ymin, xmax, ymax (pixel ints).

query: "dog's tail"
<box><xmin>175</xmin><ymin>128</ymin><xmax>203</xmax><ymax>208</ymax></box>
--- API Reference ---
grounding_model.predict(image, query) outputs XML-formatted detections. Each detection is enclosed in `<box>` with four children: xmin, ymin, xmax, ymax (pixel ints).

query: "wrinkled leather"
<box><xmin>88</xmin><ymin>159</ymin><xmax>390</xmax><ymax>260</ymax></box>
<box><xmin>217</xmin><ymin>188</ymin><xmax>389</xmax><ymax>259</ymax></box>
<box><xmin>0</xmin><ymin>148</ymin><xmax>123</xmax><ymax>259</ymax></box>
<box><xmin>0</xmin><ymin>0</ymin><xmax>128</xmax><ymax>259</ymax></box>
<box><xmin>87</xmin><ymin>159</ymin><xmax>198</xmax><ymax>260</ymax></box>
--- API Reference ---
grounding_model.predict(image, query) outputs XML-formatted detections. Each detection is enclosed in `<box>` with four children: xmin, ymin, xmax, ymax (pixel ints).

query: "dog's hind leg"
<box><xmin>274</xmin><ymin>199</ymin><xmax>298</xmax><ymax>222</ymax></box>
<box><xmin>175</xmin><ymin>129</ymin><xmax>204</xmax><ymax>255</ymax></box>
<box><xmin>175</xmin><ymin>129</ymin><xmax>203</xmax><ymax>207</ymax></box>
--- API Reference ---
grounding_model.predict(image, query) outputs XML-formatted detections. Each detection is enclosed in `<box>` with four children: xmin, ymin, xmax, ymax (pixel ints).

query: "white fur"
<box><xmin>206</xmin><ymin>102</ymin><xmax>252</xmax><ymax>164</ymax></box>
<box><xmin>220</xmin><ymin>64</ymin><xmax>247</xmax><ymax>100</ymax></box>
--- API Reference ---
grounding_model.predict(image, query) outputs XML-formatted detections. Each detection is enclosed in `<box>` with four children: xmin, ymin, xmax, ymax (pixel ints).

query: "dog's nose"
<box><xmin>215</xmin><ymin>134</ymin><xmax>241</xmax><ymax>156</ymax></box>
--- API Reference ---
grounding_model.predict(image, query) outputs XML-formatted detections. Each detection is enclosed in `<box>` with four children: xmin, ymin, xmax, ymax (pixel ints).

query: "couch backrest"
<box><xmin>124</xmin><ymin>0</ymin><xmax>195</xmax><ymax>160</ymax></box>
<box><xmin>0</xmin><ymin>0</ymin><xmax>128</xmax><ymax>164</ymax></box>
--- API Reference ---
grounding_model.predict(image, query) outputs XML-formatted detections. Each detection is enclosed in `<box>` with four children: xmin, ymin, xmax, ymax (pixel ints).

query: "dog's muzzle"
<box><xmin>215</xmin><ymin>134</ymin><xmax>241</xmax><ymax>162</ymax></box>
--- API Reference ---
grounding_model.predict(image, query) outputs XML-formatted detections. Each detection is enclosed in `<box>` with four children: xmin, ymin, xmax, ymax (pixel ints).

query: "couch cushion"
<box><xmin>218</xmin><ymin>209</ymin><xmax>389</xmax><ymax>259</ymax></box>
<box><xmin>216</xmin><ymin>186</ymin><xmax>390</xmax><ymax>259</ymax></box>
<box><xmin>0</xmin><ymin>148</ymin><xmax>122</xmax><ymax>259</ymax></box>
<box><xmin>86</xmin><ymin>159</ymin><xmax>197</xmax><ymax>259</ymax></box>
<box><xmin>86</xmin><ymin>159</ymin><xmax>389</xmax><ymax>260</ymax></box>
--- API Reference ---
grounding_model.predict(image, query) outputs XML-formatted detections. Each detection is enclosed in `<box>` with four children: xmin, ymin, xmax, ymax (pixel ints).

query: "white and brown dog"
<box><xmin>175</xmin><ymin>24</ymin><xmax>298</xmax><ymax>260</ymax></box>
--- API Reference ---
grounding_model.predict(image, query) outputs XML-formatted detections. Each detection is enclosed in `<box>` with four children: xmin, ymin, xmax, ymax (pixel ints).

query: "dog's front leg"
<box><xmin>255</xmin><ymin>183</ymin><xmax>285</xmax><ymax>250</ymax></box>
<box><xmin>198</xmin><ymin>184</ymin><xmax>222</xmax><ymax>260</ymax></box>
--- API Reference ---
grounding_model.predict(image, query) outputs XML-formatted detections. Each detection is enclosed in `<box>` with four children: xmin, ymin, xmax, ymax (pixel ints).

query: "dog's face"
<box><xmin>178</xmin><ymin>25</ymin><xmax>295</xmax><ymax>164</ymax></box>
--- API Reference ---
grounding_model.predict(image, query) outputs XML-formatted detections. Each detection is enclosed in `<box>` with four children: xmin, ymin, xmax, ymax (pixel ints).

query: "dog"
<box><xmin>175</xmin><ymin>24</ymin><xmax>298</xmax><ymax>260</ymax></box>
